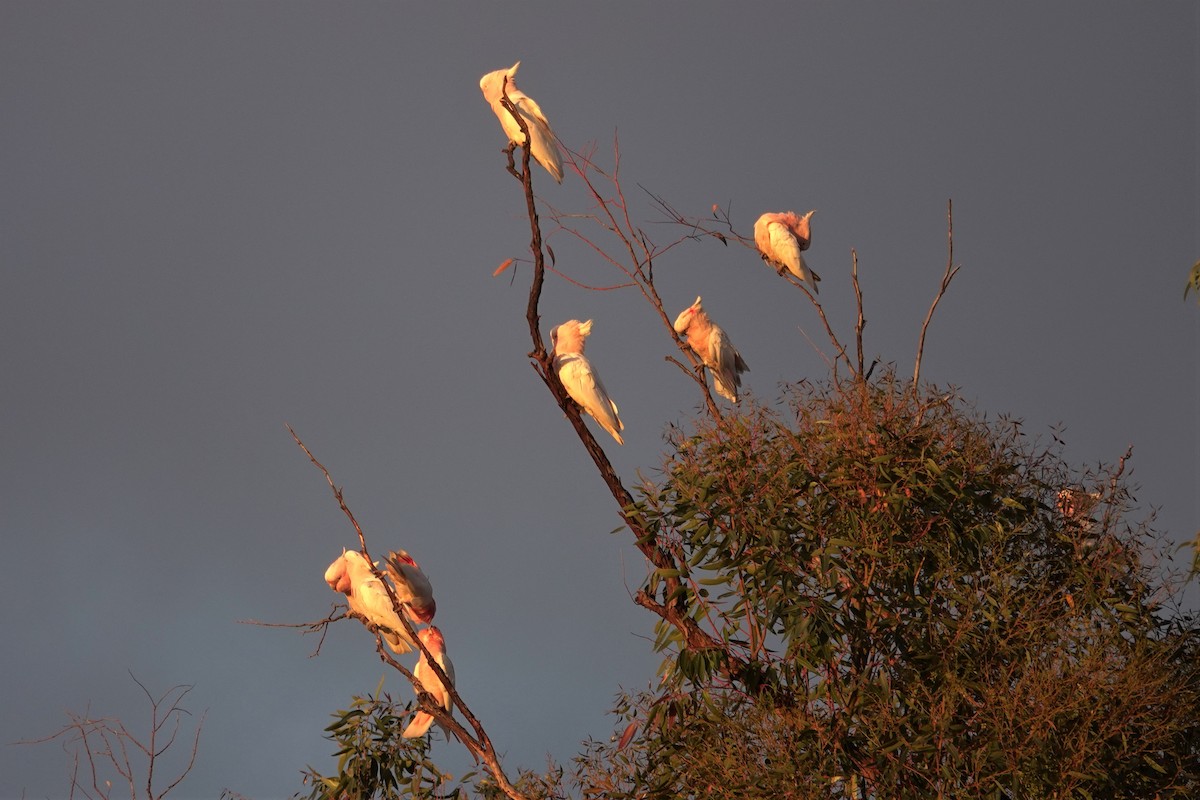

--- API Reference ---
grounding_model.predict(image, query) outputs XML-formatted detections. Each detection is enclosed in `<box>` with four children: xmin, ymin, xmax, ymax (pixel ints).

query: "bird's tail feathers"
<box><xmin>402</xmin><ymin>711</ymin><xmax>435</xmax><ymax>739</ymax></box>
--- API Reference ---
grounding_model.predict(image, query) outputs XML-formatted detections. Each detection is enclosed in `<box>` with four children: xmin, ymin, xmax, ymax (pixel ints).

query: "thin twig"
<box><xmin>554</xmin><ymin>144</ymin><xmax>724</xmax><ymax>419</ymax></box>
<box><xmin>285</xmin><ymin>423</ymin><xmax>370</xmax><ymax>558</ymax></box>
<box><xmin>238</xmin><ymin>606</ymin><xmax>344</xmax><ymax>657</ymax></box>
<box><xmin>502</xmin><ymin>128</ymin><xmax>737</xmax><ymax>669</ymax></box>
<box><xmin>913</xmin><ymin>200</ymin><xmax>961</xmax><ymax>385</ymax></box>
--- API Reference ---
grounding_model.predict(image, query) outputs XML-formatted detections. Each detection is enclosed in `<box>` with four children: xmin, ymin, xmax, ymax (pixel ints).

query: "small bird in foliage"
<box><xmin>550</xmin><ymin>319</ymin><xmax>625</xmax><ymax>445</ymax></box>
<box><xmin>324</xmin><ymin>550</ymin><xmax>415</xmax><ymax>653</ymax></box>
<box><xmin>403</xmin><ymin>626</ymin><xmax>456</xmax><ymax>739</ymax></box>
<box><xmin>479</xmin><ymin>61</ymin><xmax>564</xmax><ymax>183</ymax></box>
<box><xmin>673</xmin><ymin>296</ymin><xmax>749</xmax><ymax>403</ymax></box>
<box><xmin>754</xmin><ymin>210</ymin><xmax>820</xmax><ymax>292</ymax></box>
<box><xmin>384</xmin><ymin>549</ymin><xmax>437</xmax><ymax>624</ymax></box>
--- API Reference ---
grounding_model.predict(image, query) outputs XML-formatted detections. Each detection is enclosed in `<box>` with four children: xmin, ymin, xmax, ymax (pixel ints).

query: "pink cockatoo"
<box><xmin>384</xmin><ymin>549</ymin><xmax>437</xmax><ymax>624</ymax></box>
<box><xmin>673</xmin><ymin>296</ymin><xmax>750</xmax><ymax>403</ymax></box>
<box><xmin>753</xmin><ymin>211</ymin><xmax>821</xmax><ymax>293</ymax></box>
<box><xmin>550</xmin><ymin>319</ymin><xmax>625</xmax><ymax>445</ymax></box>
<box><xmin>479</xmin><ymin>61</ymin><xmax>564</xmax><ymax>183</ymax></box>
<box><xmin>324</xmin><ymin>550</ymin><xmax>415</xmax><ymax>653</ymax></box>
<box><xmin>402</xmin><ymin>626</ymin><xmax>456</xmax><ymax>739</ymax></box>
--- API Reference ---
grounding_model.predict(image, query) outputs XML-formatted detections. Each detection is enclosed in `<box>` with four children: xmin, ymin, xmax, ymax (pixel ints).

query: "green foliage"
<box><xmin>577</xmin><ymin>373</ymin><xmax>1200</xmax><ymax>799</ymax></box>
<box><xmin>473</xmin><ymin>764</ymin><xmax>566</xmax><ymax>800</ymax></box>
<box><xmin>300</xmin><ymin>683</ymin><xmax>458</xmax><ymax>800</ymax></box>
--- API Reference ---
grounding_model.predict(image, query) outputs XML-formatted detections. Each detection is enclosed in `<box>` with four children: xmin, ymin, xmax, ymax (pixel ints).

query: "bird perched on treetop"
<box><xmin>550</xmin><ymin>319</ymin><xmax>625</xmax><ymax>445</ymax></box>
<box><xmin>324</xmin><ymin>550</ymin><xmax>415</xmax><ymax>653</ymax></box>
<box><xmin>402</xmin><ymin>626</ymin><xmax>456</xmax><ymax>739</ymax></box>
<box><xmin>384</xmin><ymin>549</ymin><xmax>437</xmax><ymax>624</ymax></box>
<box><xmin>479</xmin><ymin>61</ymin><xmax>564</xmax><ymax>183</ymax></box>
<box><xmin>673</xmin><ymin>296</ymin><xmax>750</xmax><ymax>403</ymax></box>
<box><xmin>754</xmin><ymin>210</ymin><xmax>820</xmax><ymax>293</ymax></box>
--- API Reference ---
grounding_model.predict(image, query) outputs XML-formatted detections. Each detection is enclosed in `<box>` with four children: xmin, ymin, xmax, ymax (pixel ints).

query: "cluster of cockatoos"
<box><xmin>324</xmin><ymin>548</ymin><xmax>454</xmax><ymax>740</ymax></box>
<box><xmin>318</xmin><ymin>63</ymin><xmax>826</xmax><ymax>748</ymax></box>
<box><xmin>479</xmin><ymin>62</ymin><xmax>823</xmax><ymax>443</ymax></box>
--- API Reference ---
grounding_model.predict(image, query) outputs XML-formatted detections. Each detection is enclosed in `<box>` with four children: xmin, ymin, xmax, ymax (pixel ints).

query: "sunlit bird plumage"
<box><xmin>384</xmin><ymin>549</ymin><xmax>437</xmax><ymax>624</ymax></box>
<box><xmin>551</xmin><ymin>319</ymin><xmax>624</xmax><ymax>445</ymax></box>
<box><xmin>402</xmin><ymin>626</ymin><xmax>456</xmax><ymax>739</ymax></box>
<box><xmin>754</xmin><ymin>210</ymin><xmax>820</xmax><ymax>292</ymax></box>
<box><xmin>479</xmin><ymin>61</ymin><xmax>564</xmax><ymax>183</ymax></box>
<box><xmin>324</xmin><ymin>550</ymin><xmax>415</xmax><ymax>653</ymax></box>
<box><xmin>673</xmin><ymin>296</ymin><xmax>749</xmax><ymax>403</ymax></box>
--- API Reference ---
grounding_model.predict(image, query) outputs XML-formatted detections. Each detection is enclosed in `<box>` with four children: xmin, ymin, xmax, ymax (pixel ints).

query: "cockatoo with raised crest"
<box><xmin>550</xmin><ymin>319</ymin><xmax>624</xmax><ymax>445</ymax></box>
<box><xmin>402</xmin><ymin>626</ymin><xmax>456</xmax><ymax>739</ymax></box>
<box><xmin>384</xmin><ymin>549</ymin><xmax>437</xmax><ymax>624</ymax></box>
<box><xmin>754</xmin><ymin>210</ymin><xmax>820</xmax><ymax>293</ymax></box>
<box><xmin>673</xmin><ymin>296</ymin><xmax>749</xmax><ymax>403</ymax></box>
<box><xmin>479</xmin><ymin>61</ymin><xmax>564</xmax><ymax>183</ymax></box>
<box><xmin>324</xmin><ymin>550</ymin><xmax>415</xmax><ymax>653</ymax></box>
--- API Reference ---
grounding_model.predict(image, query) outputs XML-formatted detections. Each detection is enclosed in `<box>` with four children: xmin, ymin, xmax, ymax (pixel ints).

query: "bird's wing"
<box><xmin>357</xmin><ymin>578</ymin><xmax>414</xmax><ymax>652</ymax></box>
<box><xmin>558</xmin><ymin>353</ymin><xmax>624</xmax><ymax>443</ymax></box>
<box><xmin>709</xmin><ymin>327</ymin><xmax>744</xmax><ymax>403</ymax></box>
<box><xmin>766</xmin><ymin>222</ymin><xmax>803</xmax><ymax>275</ymax></box>
<box><xmin>512</xmin><ymin>96</ymin><xmax>563</xmax><ymax>182</ymax></box>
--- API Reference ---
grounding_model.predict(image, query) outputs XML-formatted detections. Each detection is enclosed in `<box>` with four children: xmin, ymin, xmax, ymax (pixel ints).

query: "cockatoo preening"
<box><xmin>753</xmin><ymin>211</ymin><xmax>821</xmax><ymax>293</ymax></box>
<box><xmin>323</xmin><ymin>550</ymin><xmax>415</xmax><ymax>653</ymax></box>
<box><xmin>384</xmin><ymin>549</ymin><xmax>437</xmax><ymax>624</ymax></box>
<box><xmin>402</xmin><ymin>626</ymin><xmax>456</xmax><ymax>739</ymax></box>
<box><xmin>673</xmin><ymin>296</ymin><xmax>750</xmax><ymax>403</ymax></box>
<box><xmin>479</xmin><ymin>61</ymin><xmax>564</xmax><ymax>183</ymax></box>
<box><xmin>550</xmin><ymin>319</ymin><xmax>625</xmax><ymax>445</ymax></box>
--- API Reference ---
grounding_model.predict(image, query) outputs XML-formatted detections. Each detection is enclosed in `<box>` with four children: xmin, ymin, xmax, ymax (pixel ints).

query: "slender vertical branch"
<box><xmin>914</xmin><ymin>200</ymin><xmax>961</xmax><ymax>386</ymax></box>
<box><xmin>852</xmin><ymin>249</ymin><xmax>865</xmax><ymax>378</ymax></box>
<box><xmin>498</xmin><ymin>82</ymin><xmax>549</xmax><ymax>362</ymax></box>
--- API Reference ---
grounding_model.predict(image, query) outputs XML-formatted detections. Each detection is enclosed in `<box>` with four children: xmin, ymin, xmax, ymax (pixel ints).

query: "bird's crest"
<box><xmin>673</xmin><ymin>297</ymin><xmax>704</xmax><ymax>332</ymax></box>
<box><xmin>420</xmin><ymin>626</ymin><xmax>446</xmax><ymax>651</ymax></box>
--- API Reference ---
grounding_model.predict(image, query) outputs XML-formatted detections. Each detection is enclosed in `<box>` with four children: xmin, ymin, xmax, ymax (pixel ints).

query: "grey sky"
<box><xmin>2</xmin><ymin>4</ymin><xmax>1196</xmax><ymax>798</ymax></box>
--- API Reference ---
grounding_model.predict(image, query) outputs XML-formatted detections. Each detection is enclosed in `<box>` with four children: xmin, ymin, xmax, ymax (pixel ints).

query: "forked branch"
<box><xmin>496</xmin><ymin>93</ymin><xmax>739</xmax><ymax>672</ymax></box>
<box><xmin>22</xmin><ymin>673</ymin><xmax>204</xmax><ymax>800</ymax></box>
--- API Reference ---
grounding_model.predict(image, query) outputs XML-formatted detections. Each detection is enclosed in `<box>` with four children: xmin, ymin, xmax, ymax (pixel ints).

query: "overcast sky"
<box><xmin>2</xmin><ymin>4</ymin><xmax>1197</xmax><ymax>799</ymax></box>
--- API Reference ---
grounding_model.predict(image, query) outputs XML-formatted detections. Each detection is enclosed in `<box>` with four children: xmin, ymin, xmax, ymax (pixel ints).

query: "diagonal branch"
<box><xmin>496</xmin><ymin>102</ymin><xmax>741</xmax><ymax>671</ymax></box>
<box><xmin>288</xmin><ymin>421</ymin><xmax>528</xmax><ymax>800</ymax></box>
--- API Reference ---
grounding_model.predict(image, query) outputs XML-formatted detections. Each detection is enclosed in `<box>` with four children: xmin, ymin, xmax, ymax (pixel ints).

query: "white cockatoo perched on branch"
<box><xmin>550</xmin><ymin>319</ymin><xmax>625</xmax><ymax>445</ymax></box>
<box><xmin>673</xmin><ymin>296</ymin><xmax>750</xmax><ymax>403</ymax></box>
<box><xmin>479</xmin><ymin>61</ymin><xmax>564</xmax><ymax>183</ymax></box>
<box><xmin>384</xmin><ymin>549</ymin><xmax>437</xmax><ymax>624</ymax></box>
<box><xmin>324</xmin><ymin>550</ymin><xmax>415</xmax><ymax>653</ymax></box>
<box><xmin>402</xmin><ymin>626</ymin><xmax>456</xmax><ymax>739</ymax></box>
<box><xmin>754</xmin><ymin>210</ymin><xmax>821</xmax><ymax>293</ymax></box>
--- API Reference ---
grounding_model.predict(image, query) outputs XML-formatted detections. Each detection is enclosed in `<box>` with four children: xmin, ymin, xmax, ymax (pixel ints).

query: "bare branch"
<box><xmin>238</xmin><ymin>605</ymin><xmax>345</xmax><ymax>657</ymax></box>
<box><xmin>494</xmin><ymin>127</ymin><xmax>742</xmax><ymax>678</ymax></box>
<box><xmin>285</xmin><ymin>423</ymin><xmax>371</xmax><ymax>559</ymax></box>
<box><xmin>21</xmin><ymin>676</ymin><xmax>204</xmax><ymax>800</ymax></box>
<box><xmin>913</xmin><ymin>200</ymin><xmax>961</xmax><ymax>385</ymax></box>
<box><xmin>852</xmin><ymin>249</ymin><xmax>866</xmax><ymax>378</ymax></box>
